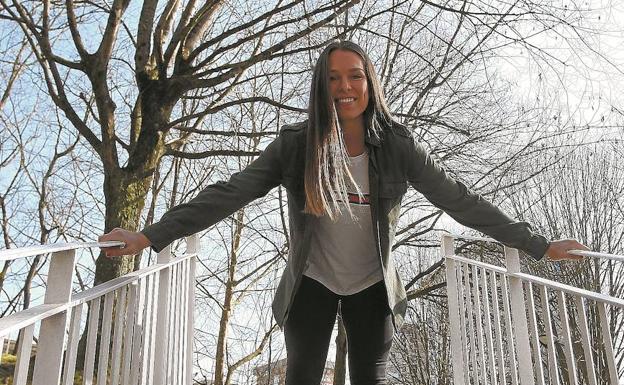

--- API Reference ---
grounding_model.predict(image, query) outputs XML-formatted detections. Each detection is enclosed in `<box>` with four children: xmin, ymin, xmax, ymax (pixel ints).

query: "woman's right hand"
<box><xmin>545</xmin><ymin>239</ymin><xmax>588</xmax><ymax>261</ymax></box>
<box><xmin>98</xmin><ymin>228</ymin><xmax>152</xmax><ymax>258</ymax></box>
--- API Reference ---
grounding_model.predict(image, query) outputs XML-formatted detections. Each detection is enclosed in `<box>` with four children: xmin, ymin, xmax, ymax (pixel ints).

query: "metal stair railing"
<box><xmin>444</xmin><ymin>234</ymin><xmax>623</xmax><ymax>385</ymax></box>
<box><xmin>0</xmin><ymin>235</ymin><xmax>199</xmax><ymax>385</ymax></box>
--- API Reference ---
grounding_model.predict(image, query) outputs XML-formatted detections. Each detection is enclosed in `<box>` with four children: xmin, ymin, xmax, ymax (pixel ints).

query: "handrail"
<box><xmin>446</xmin><ymin>254</ymin><xmax>624</xmax><ymax>309</ymax></box>
<box><xmin>446</xmin><ymin>232</ymin><xmax>624</xmax><ymax>261</ymax></box>
<box><xmin>567</xmin><ymin>249</ymin><xmax>624</xmax><ymax>263</ymax></box>
<box><xmin>0</xmin><ymin>236</ymin><xmax>198</xmax><ymax>385</ymax></box>
<box><xmin>0</xmin><ymin>241</ymin><xmax>124</xmax><ymax>261</ymax></box>
<box><xmin>444</xmin><ymin>233</ymin><xmax>623</xmax><ymax>385</ymax></box>
<box><xmin>0</xmin><ymin>252</ymin><xmax>196</xmax><ymax>336</ymax></box>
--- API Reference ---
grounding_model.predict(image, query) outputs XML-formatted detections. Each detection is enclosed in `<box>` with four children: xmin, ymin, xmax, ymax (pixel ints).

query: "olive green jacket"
<box><xmin>142</xmin><ymin>120</ymin><xmax>549</xmax><ymax>330</ymax></box>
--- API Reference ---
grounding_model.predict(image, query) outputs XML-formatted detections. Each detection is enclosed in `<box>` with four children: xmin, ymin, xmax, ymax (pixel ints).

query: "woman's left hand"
<box><xmin>545</xmin><ymin>239</ymin><xmax>589</xmax><ymax>261</ymax></box>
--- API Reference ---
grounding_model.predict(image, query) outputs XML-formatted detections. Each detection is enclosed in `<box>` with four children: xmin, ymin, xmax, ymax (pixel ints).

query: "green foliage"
<box><xmin>0</xmin><ymin>354</ymin><xmax>16</xmax><ymax>364</ymax></box>
<box><xmin>73</xmin><ymin>370</ymin><xmax>84</xmax><ymax>385</ymax></box>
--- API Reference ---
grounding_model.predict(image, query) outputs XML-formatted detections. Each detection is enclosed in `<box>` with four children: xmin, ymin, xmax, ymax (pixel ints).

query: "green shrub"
<box><xmin>1</xmin><ymin>354</ymin><xmax>16</xmax><ymax>365</ymax></box>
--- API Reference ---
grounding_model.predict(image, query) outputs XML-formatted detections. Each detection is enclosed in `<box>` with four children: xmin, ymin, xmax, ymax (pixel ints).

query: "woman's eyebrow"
<box><xmin>329</xmin><ymin>68</ymin><xmax>365</xmax><ymax>73</ymax></box>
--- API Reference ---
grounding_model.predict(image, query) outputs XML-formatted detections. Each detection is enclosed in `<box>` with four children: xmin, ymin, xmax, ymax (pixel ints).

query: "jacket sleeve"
<box><xmin>141</xmin><ymin>134</ymin><xmax>284</xmax><ymax>252</ymax></box>
<box><xmin>407</xmin><ymin>139</ymin><xmax>550</xmax><ymax>260</ymax></box>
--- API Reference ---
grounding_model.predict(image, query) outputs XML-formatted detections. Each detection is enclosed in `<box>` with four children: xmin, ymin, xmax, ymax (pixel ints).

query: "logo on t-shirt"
<box><xmin>346</xmin><ymin>192</ymin><xmax>370</xmax><ymax>205</ymax></box>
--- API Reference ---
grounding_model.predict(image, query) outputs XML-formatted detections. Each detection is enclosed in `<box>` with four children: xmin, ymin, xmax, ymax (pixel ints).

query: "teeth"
<box><xmin>337</xmin><ymin>98</ymin><xmax>355</xmax><ymax>103</ymax></box>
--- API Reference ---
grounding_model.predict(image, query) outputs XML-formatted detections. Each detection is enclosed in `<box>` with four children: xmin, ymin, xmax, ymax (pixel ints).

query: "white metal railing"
<box><xmin>0</xmin><ymin>236</ymin><xmax>198</xmax><ymax>385</ymax></box>
<box><xmin>444</xmin><ymin>234</ymin><xmax>624</xmax><ymax>385</ymax></box>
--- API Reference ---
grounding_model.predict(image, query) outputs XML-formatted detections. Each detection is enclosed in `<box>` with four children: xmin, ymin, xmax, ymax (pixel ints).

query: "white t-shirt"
<box><xmin>304</xmin><ymin>150</ymin><xmax>383</xmax><ymax>295</ymax></box>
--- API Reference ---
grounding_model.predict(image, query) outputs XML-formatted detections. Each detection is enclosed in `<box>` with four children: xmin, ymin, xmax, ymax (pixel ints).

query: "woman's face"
<box><xmin>328</xmin><ymin>49</ymin><xmax>369</xmax><ymax>125</ymax></box>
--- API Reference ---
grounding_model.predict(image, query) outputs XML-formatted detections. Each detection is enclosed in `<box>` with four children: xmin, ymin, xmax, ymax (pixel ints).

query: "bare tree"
<box><xmin>0</xmin><ymin>0</ymin><xmax>367</xmax><ymax>287</ymax></box>
<box><xmin>0</xmin><ymin>0</ymin><xmax>621</xmax><ymax>382</ymax></box>
<box><xmin>504</xmin><ymin>143</ymin><xmax>624</xmax><ymax>382</ymax></box>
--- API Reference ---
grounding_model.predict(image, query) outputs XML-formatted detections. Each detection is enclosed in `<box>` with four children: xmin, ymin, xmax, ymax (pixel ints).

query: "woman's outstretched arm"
<box><xmin>407</xmin><ymin>139</ymin><xmax>587</xmax><ymax>260</ymax></box>
<box><xmin>100</xmin><ymin>133</ymin><xmax>285</xmax><ymax>256</ymax></box>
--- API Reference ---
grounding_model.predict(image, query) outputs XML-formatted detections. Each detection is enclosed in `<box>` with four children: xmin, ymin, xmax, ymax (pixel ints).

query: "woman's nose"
<box><xmin>338</xmin><ymin>77</ymin><xmax>351</xmax><ymax>91</ymax></box>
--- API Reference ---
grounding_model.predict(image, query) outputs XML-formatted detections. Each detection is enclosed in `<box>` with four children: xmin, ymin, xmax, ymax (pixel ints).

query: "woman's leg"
<box><xmin>341</xmin><ymin>281</ymin><xmax>394</xmax><ymax>385</ymax></box>
<box><xmin>284</xmin><ymin>276</ymin><xmax>339</xmax><ymax>385</ymax></box>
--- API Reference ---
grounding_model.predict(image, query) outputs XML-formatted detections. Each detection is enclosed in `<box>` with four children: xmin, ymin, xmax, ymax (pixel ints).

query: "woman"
<box><xmin>101</xmin><ymin>40</ymin><xmax>586</xmax><ymax>384</ymax></box>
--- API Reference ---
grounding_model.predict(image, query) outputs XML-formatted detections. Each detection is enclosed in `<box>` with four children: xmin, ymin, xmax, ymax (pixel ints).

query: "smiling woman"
<box><xmin>304</xmin><ymin>41</ymin><xmax>393</xmax><ymax>222</ymax></box>
<box><xmin>100</xmin><ymin>40</ymin><xmax>587</xmax><ymax>385</ymax></box>
<box><xmin>328</xmin><ymin>50</ymin><xmax>370</xmax><ymax>127</ymax></box>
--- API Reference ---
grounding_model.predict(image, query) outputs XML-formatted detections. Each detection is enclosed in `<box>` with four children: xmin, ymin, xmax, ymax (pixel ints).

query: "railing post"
<box><xmin>153</xmin><ymin>245</ymin><xmax>172</xmax><ymax>385</ymax></box>
<box><xmin>185</xmin><ymin>234</ymin><xmax>199</xmax><ymax>385</ymax></box>
<box><xmin>504</xmin><ymin>246</ymin><xmax>535</xmax><ymax>385</ymax></box>
<box><xmin>598</xmin><ymin>302</ymin><xmax>619</xmax><ymax>384</ymax></box>
<box><xmin>32</xmin><ymin>249</ymin><xmax>76</xmax><ymax>385</ymax></box>
<box><xmin>443</xmin><ymin>235</ymin><xmax>466</xmax><ymax>385</ymax></box>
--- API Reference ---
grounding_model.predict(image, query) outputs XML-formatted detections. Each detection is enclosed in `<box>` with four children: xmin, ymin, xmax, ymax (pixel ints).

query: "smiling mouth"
<box><xmin>335</xmin><ymin>97</ymin><xmax>356</xmax><ymax>104</ymax></box>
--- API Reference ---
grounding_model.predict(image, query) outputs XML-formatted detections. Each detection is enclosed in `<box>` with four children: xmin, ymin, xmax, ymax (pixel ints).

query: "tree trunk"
<box><xmin>76</xmin><ymin>95</ymin><xmax>170</xmax><ymax>370</ymax></box>
<box><xmin>333</xmin><ymin>314</ymin><xmax>348</xmax><ymax>385</ymax></box>
<box><xmin>95</xmin><ymin>85</ymin><xmax>173</xmax><ymax>283</ymax></box>
<box><xmin>95</xmin><ymin>170</ymin><xmax>153</xmax><ymax>283</ymax></box>
<box><xmin>214</xmin><ymin>209</ymin><xmax>245</xmax><ymax>385</ymax></box>
<box><xmin>0</xmin><ymin>261</ymin><xmax>10</xmax><ymax>297</ymax></box>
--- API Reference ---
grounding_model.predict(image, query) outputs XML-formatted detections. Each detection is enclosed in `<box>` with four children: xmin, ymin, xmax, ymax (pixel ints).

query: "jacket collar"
<box><xmin>364</xmin><ymin>119</ymin><xmax>385</xmax><ymax>147</ymax></box>
<box><xmin>365</xmin><ymin>132</ymin><xmax>381</xmax><ymax>147</ymax></box>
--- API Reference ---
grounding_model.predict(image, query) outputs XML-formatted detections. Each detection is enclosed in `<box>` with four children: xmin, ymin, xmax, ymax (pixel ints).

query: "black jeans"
<box><xmin>284</xmin><ymin>276</ymin><xmax>394</xmax><ymax>385</ymax></box>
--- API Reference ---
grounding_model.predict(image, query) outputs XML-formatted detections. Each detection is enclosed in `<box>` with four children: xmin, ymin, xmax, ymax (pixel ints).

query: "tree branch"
<box><xmin>96</xmin><ymin>0</ymin><xmax>131</xmax><ymax>62</ymax></box>
<box><xmin>172</xmin><ymin>126</ymin><xmax>278</xmax><ymax>138</ymax></box>
<box><xmin>226</xmin><ymin>324</ymin><xmax>278</xmax><ymax>377</ymax></box>
<box><xmin>162</xmin><ymin>0</ymin><xmax>197</xmax><ymax>67</ymax></box>
<box><xmin>6</xmin><ymin>0</ymin><xmax>102</xmax><ymax>155</ymax></box>
<box><xmin>406</xmin><ymin>282</ymin><xmax>446</xmax><ymax>301</ymax></box>
<box><xmin>134</xmin><ymin>0</ymin><xmax>158</xmax><ymax>72</ymax></box>
<box><xmin>166</xmin><ymin>96</ymin><xmax>304</xmax><ymax>129</ymax></box>
<box><xmin>164</xmin><ymin>149</ymin><xmax>261</xmax><ymax>159</ymax></box>
<box><xmin>180</xmin><ymin>1</ymin><xmax>223</xmax><ymax>58</ymax></box>
<box><xmin>152</xmin><ymin>0</ymin><xmax>182</xmax><ymax>73</ymax></box>
<box><xmin>404</xmin><ymin>258</ymin><xmax>444</xmax><ymax>291</ymax></box>
<box><xmin>188</xmin><ymin>0</ymin><xmax>315</xmax><ymax>66</ymax></box>
<box><xmin>50</xmin><ymin>53</ymin><xmax>83</xmax><ymax>70</ymax></box>
<box><xmin>419</xmin><ymin>0</ymin><xmax>528</xmax><ymax>16</ymax></box>
<box><xmin>0</xmin><ymin>38</ymin><xmax>32</xmax><ymax>109</ymax></box>
<box><xmin>183</xmin><ymin>0</ymin><xmax>360</xmax><ymax>91</ymax></box>
<box><xmin>65</xmin><ymin>0</ymin><xmax>89</xmax><ymax>59</ymax></box>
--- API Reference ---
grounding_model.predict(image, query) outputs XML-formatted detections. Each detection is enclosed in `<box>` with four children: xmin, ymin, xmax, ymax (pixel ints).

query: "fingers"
<box><xmin>98</xmin><ymin>228</ymin><xmax>123</xmax><ymax>242</ymax></box>
<box><xmin>565</xmin><ymin>240</ymin><xmax>589</xmax><ymax>260</ymax></box>
<box><xmin>546</xmin><ymin>239</ymin><xmax>589</xmax><ymax>261</ymax></box>
<box><xmin>103</xmin><ymin>246</ymin><xmax>128</xmax><ymax>258</ymax></box>
<box><xmin>574</xmin><ymin>241</ymin><xmax>590</xmax><ymax>251</ymax></box>
<box><xmin>547</xmin><ymin>253</ymin><xmax>582</xmax><ymax>261</ymax></box>
<box><xmin>98</xmin><ymin>228</ymin><xmax>151</xmax><ymax>258</ymax></box>
<box><xmin>106</xmin><ymin>247</ymin><xmax>135</xmax><ymax>258</ymax></box>
<box><xmin>99</xmin><ymin>228</ymin><xmax>131</xmax><ymax>258</ymax></box>
<box><xmin>564</xmin><ymin>252</ymin><xmax>584</xmax><ymax>261</ymax></box>
<box><xmin>100</xmin><ymin>241</ymin><xmax>129</xmax><ymax>258</ymax></box>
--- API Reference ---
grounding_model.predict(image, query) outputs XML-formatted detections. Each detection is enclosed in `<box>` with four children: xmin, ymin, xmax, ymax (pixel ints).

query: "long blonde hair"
<box><xmin>304</xmin><ymin>41</ymin><xmax>394</xmax><ymax>219</ymax></box>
